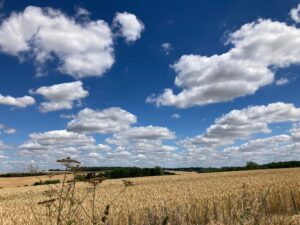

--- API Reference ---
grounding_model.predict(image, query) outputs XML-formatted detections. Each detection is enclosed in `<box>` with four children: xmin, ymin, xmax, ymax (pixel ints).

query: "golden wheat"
<box><xmin>1</xmin><ymin>168</ymin><xmax>300</xmax><ymax>224</ymax></box>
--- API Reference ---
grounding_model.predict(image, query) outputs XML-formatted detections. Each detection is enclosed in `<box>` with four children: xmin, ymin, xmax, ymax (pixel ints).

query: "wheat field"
<box><xmin>1</xmin><ymin>168</ymin><xmax>300</xmax><ymax>225</ymax></box>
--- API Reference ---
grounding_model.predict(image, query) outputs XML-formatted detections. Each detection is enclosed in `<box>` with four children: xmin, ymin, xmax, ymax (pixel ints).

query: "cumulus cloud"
<box><xmin>181</xmin><ymin>102</ymin><xmax>300</xmax><ymax>149</ymax></box>
<box><xmin>217</xmin><ymin>126</ymin><xmax>300</xmax><ymax>166</ymax></box>
<box><xmin>107</xmin><ymin>125</ymin><xmax>175</xmax><ymax>144</ymax></box>
<box><xmin>147</xmin><ymin>19</ymin><xmax>300</xmax><ymax>108</ymax></box>
<box><xmin>22</xmin><ymin>130</ymin><xmax>95</xmax><ymax>147</ymax></box>
<box><xmin>290</xmin><ymin>3</ymin><xmax>300</xmax><ymax>23</ymax></box>
<box><xmin>31</xmin><ymin>81</ymin><xmax>88</xmax><ymax>112</ymax></box>
<box><xmin>15</xmin><ymin>106</ymin><xmax>177</xmax><ymax>168</ymax></box>
<box><xmin>18</xmin><ymin>128</ymin><xmax>139</xmax><ymax>168</ymax></box>
<box><xmin>106</xmin><ymin>125</ymin><xmax>177</xmax><ymax>166</ymax></box>
<box><xmin>87</xmin><ymin>152</ymin><xmax>103</xmax><ymax>160</ymax></box>
<box><xmin>80</xmin><ymin>144</ymin><xmax>111</xmax><ymax>152</ymax></box>
<box><xmin>10</xmin><ymin>102</ymin><xmax>300</xmax><ymax>169</ymax></box>
<box><xmin>19</xmin><ymin>129</ymin><xmax>97</xmax><ymax>159</ymax></box>
<box><xmin>224</xmin><ymin>134</ymin><xmax>292</xmax><ymax>154</ymax></box>
<box><xmin>18</xmin><ymin>129</ymin><xmax>115</xmax><ymax>165</ymax></box>
<box><xmin>0</xmin><ymin>94</ymin><xmax>35</xmax><ymax>108</ymax></box>
<box><xmin>113</xmin><ymin>12</ymin><xmax>144</xmax><ymax>43</ymax></box>
<box><xmin>67</xmin><ymin>107</ymin><xmax>137</xmax><ymax>134</ymax></box>
<box><xmin>66</xmin><ymin>108</ymin><xmax>177</xmax><ymax>166</ymax></box>
<box><xmin>0</xmin><ymin>6</ymin><xmax>114</xmax><ymax>78</ymax></box>
<box><xmin>177</xmin><ymin>124</ymin><xmax>300</xmax><ymax>168</ymax></box>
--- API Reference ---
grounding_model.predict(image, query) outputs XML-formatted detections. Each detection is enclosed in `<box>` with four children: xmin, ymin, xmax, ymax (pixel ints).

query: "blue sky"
<box><xmin>1</xmin><ymin>0</ymin><xmax>300</xmax><ymax>171</ymax></box>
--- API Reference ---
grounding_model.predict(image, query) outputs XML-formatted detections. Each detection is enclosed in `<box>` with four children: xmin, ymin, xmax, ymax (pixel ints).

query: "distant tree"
<box><xmin>246</xmin><ymin>161</ymin><xmax>259</xmax><ymax>170</ymax></box>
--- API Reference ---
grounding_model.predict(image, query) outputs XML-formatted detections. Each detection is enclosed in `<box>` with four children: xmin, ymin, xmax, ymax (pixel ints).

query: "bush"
<box><xmin>0</xmin><ymin>172</ymin><xmax>47</xmax><ymax>177</ymax></box>
<box><xmin>73</xmin><ymin>172</ymin><xmax>103</xmax><ymax>182</ymax></box>
<box><xmin>32</xmin><ymin>179</ymin><xmax>60</xmax><ymax>186</ymax></box>
<box><xmin>104</xmin><ymin>167</ymin><xmax>174</xmax><ymax>179</ymax></box>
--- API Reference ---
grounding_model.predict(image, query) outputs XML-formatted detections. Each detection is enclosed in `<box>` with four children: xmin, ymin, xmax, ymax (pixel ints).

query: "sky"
<box><xmin>1</xmin><ymin>0</ymin><xmax>300</xmax><ymax>171</ymax></box>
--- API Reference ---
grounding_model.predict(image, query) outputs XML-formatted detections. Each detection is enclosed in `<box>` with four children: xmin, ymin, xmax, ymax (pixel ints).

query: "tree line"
<box><xmin>166</xmin><ymin>161</ymin><xmax>300</xmax><ymax>173</ymax></box>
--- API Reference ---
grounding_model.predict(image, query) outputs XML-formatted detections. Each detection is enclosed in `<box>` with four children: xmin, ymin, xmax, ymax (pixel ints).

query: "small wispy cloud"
<box><xmin>161</xmin><ymin>42</ymin><xmax>172</xmax><ymax>55</ymax></box>
<box><xmin>75</xmin><ymin>6</ymin><xmax>90</xmax><ymax>17</ymax></box>
<box><xmin>290</xmin><ymin>3</ymin><xmax>300</xmax><ymax>23</ymax></box>
<box><xmin>0</xmin><ymin>124</ymin><xmax>16</xmax><ymax>134</ymax></box>
<box><xmin>171</xmin><ymin>113</ymin><xmax>180</xmax><ymax>119</ymax></box>
<box><xmin>60</xmin><ymin>114</ymin><xmax>76</xmax><ymax>119</ymax></box>
<box><xmin>275</xmin><ymin>78</ymin><xmax>289</xmax><ymax>86</ymax></box>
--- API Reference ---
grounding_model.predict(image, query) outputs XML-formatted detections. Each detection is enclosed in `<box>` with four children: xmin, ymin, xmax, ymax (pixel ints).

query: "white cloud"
<box><xmin>0</xmin><ymin>94</ymin><xmax>35</xmax><ymax>108</ymax></box>
<box><xmin>113</xmin><ymin>12</ymin><xmax>144</xmax><ymax>43</ymax></box>
<box><xmin>224</xmin><ymin>134</ymin><xmax>291</xmax><ymax>154</ymax></box>
<box><xmin>0</xmin><ymin>155</ymin><xmax>9</xmax><ymax>159</ymax></box>
<box><xmin>147</xmin><ymin>19</ymin><xmax>300</xmax><ymax>108</ymax></box>
<box><xmin>67</xmin><ymin>107</ymin><xmax>137</xmax><ymax>134</ymax></box>
<box><xmin>103</xmin><ymin>125</ymin><xmax>176</xmax><ymax>167</ymax></box>
<box><xmin>87</xmin><ymin>152</ymin><xmax>103</xmax><ymax>160</ymax></box>
<box><xmin>22</xmin><ymin>130</ymin><xmax>95</xmax><ymax>147</ymax></box>
<box><xmin>66</xmin><ymin>109</ymin><xmax>177</xmax><ymax>166</ymax></box>
<box><xmin>275</xmin><ymin>78</ymin><xmax>289</xmax><ymax>86</ymax></box>
<box><xmin>18</xmin><ymin>129</ymin><xmax>117</xmax><ymax>168</ymax></box>
<box><xmin>60</xmin><ymin>114</ymin><xmax>76</xmax><ymax>119</ymax></box>
<box><xmin>75</xmin><ymin>7</ymin><xmax>90</xmax><ymax>17</ymax></box>
<box><xmin>0</xmin><ymin>6</ymin><xmax>114</xmax><ymax>78</ymax></box>
<box><xmin>80</xmin><ymin>144</ymin><xmax>111</xmax><ymax>152</ymax></box>
<box><xmin>14</xmin><ymin>107</ymin><xmax>177</xmax><ymax>168</ymax></box>
<box><xmin>107</xmin><ymin>125</ymin><xmax>175</xmax><ymax>144</ymax></box>
<box><xmin>31</xmin><ymin>81</ymin><xmax>88</xmax><ymax>112</ymax></box>
<box><xmin>3</xmin><ymin>128</ymin><xmax>16</xmax><ymax>134</ymax></box>
<box><xmin>19</xmin><ymin>130</ymin><xmax>97</xmax><ymax>161</ymax></box>
<box><xmin>290</xmin><ymin>3</ymin><xmax>300</xmax><ymax>23</ymax></box>
<box><xmin>0</xmin><ymin>124</ymin><xmax>16</xmax><ymax>134</ymax></box>
<box><xmin>0</xmin><ymin>141</ymin><xmax>5</xmax><ymax>150</ymax></box>
<box><xmin>181</xmin><ymin>102</ymin><xmax>300</xmax><ymax>149</ymax></box>
<box><xmin>171</xmin><ymin>113</ymin><xmax>181</xmax><ymax>119</ymax></box>
<box><xmin>161</xmin><ymin>42</ymin><xmax>172</xmax><ymax>55</ymax></box>
<box><xmin>217</xmin><ymin>126</ymin><xmax>300</xmax><ymax>166</ymax></box>
<box><xmin>178</xmin><ymin>127</ymin><xmax>300</xmax><ymax>168</ymax></box>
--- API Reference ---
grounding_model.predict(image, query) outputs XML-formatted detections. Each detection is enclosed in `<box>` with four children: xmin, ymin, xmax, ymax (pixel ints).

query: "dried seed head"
<box><xmin>88</xmin><ymin>177</ymin><xmax>106</xmax><ymax>187</ymax></box>
<box><xmin>43</xmin><ymin>189</ymin><xmax>57</xmax><ymax>197</ymax></box>
<box><xmin>57</xmin><ymin>157</ymin><xmax>81</xmax><ymax>168</ymax></box>
<box><xmin>27</xmin><ymin>164</ymin><xmax>39</xmax><ymax>173</ymax></box>
<box><xmin>122</xmin><ymin>180</ymin><xmax>134</xmax><ymax>187</ymax></box>
<box><xmin>38</xmin><ymin>198</ymin><xmax>56</xmax><ymax>206</ymax></box>
<box><xmin>104</xmin><ymin>204</ymin><xmax>110</xmax><ymax>215</ymax></box>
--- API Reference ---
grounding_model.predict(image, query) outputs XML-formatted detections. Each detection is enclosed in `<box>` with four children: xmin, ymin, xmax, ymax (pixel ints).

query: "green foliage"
<box><xmin>74</xmin><ymin>172</ymin><xmax>103</xmax><ymax>182</ymax></box>
<box><xmin>72</xmin><ymin>167</ymin><xmax>174</xmax><ymax>180</ymax></box>
<box><xmin>0</xmin><ymin>172</ymin><xmax>47</xmax><ymax>177</ymax></box>
<box><xmin>32</xmin><ymin>179</ymin><xmax>60</xmax><ymax>186</ymax></box>
<box><xmin>245</xmin><ymin>161</ymin><xmax>259</xmax><ymax>169</ymax></box>
<box><xmin>166</xmin><ymin>161</ymin><xmax>300</xmax><ymax>173</ymax></box>
<box><xmin>104</xmin><ymin>166</ymin><xmax>174</xmax><ymax>179</ymax></box>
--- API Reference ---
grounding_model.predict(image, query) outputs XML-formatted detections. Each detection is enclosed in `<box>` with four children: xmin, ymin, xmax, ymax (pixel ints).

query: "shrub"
<box><xmin>104</xmin><ymin>166</ymin><xmax>174</xmax><ymax>179</ymax></box>
<box><xmin>32</xmin><ymin>179</ymin><xmax>60</xmax><ymax>186</ymax></box>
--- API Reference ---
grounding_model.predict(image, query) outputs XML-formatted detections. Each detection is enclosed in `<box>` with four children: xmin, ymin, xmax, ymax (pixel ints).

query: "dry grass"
<box><xmin>1</xmin><ymin>168</ymin><xmax>300</xmax><ymax>224</ymax></box>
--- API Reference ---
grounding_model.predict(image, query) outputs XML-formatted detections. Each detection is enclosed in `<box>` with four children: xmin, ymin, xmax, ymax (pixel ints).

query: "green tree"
<box><xmin>246</xmin><ymin>161</ymin><xmax>259</xmax><ymax>170</ymax></box>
